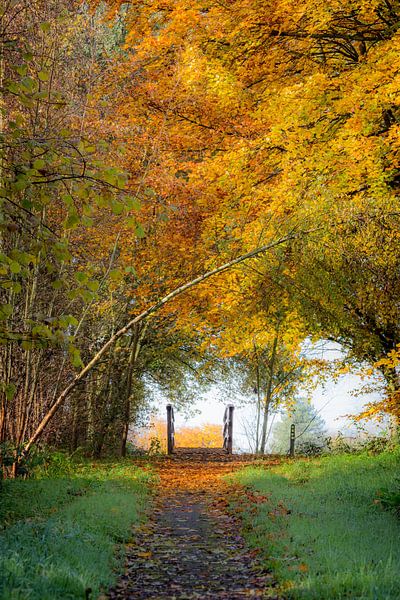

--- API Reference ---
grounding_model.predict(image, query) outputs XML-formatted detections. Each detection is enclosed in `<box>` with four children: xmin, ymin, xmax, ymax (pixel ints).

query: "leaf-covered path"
<box><xmin>107</xmin><ymin>451</ymin><xmax>280</xmax><ymax>599</ymax></box>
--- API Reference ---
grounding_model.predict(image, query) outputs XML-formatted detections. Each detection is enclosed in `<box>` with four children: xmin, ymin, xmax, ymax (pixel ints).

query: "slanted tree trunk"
<box><xmin>19</xmin><ymin>232</ymin><xmax>303</xmax><ymax>467</ymax></box>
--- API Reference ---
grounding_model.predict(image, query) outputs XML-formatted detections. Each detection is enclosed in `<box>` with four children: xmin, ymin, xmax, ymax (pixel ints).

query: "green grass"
<box><xmin>232</xmin><ymin>451</ymin><xmax>400</xmax><ymax>599</ymax></box>
<box><xmin>0</xmin><ymin>459</ymin><xmax>153</xmax><ymax>599</ymax></box>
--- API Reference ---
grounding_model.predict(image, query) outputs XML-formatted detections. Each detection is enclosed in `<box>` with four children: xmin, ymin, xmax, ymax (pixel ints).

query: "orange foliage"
<box><xmin>88</xmin><ymin>0</ymin><xmax>400</xmax><ymax>421</ymax></box>
<box><xmin>174</xmin><ymin>423</ymin><xmax>222</xmax><ymax>449</ymax></box>
<box><xmin>134</xmin><ymin>419</ymin><xmax>222</xmax><ymax>452</ymax></box>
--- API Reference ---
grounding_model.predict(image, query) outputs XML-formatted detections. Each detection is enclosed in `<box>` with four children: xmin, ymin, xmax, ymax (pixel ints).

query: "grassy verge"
<box><xmin>232</xmin><ymin>451</ymin><xmax>400</xmax><ymax>599</ymax></box>
<box><xmin>0</xmin><ymin>458</ymin><xmax>153</xmax><ymax>600</ymax></box>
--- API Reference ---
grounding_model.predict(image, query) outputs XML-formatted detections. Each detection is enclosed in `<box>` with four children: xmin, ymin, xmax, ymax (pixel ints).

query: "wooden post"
<box><xmin>289</xmin><ymin>423</ymin><xmax>295</xmax><ymax>457</ymax></box>
<box><xmin>167</xmin><ymin>404</ymin><xmax>174</xmax><ymax>454</ymax></box>
<box><xmin>223</xmin><ymin>405</ymin><xmax>234</xmax><ymax>454</ymax></box>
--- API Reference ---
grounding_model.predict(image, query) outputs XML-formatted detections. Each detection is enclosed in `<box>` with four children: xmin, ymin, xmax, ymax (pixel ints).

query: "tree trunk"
<box><xmin>253</xmin><ymin>341</ymin><xmax>261</xmax><ymax>454</ymax></box>
<box><xmin>120</xmin><ymin>323</ymin><xmax>147</xmax><ymax>457</ymax></box>
<box><xmin>260</xmin><ymin>330</ymin><xmax>279</xmax><ymax>454</ymax></box>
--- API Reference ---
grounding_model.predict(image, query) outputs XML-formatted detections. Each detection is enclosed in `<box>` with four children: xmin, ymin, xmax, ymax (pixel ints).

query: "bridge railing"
<box><xmin>223</xmin><ymin>405</ymin><xmax>234</xmax><ymax>454</ymax></box>
<box><xmin>167</xmin><ymin>404</ymin><xmax>175</xmax><ymax>454</ymax></box>
<box><xmin>167</xmin><ymin>403</ymin><xmax>234</xmax><ymax>454</ymax></box>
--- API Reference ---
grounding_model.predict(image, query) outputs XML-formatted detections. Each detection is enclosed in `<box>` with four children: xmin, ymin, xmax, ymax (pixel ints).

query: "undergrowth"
<box><xmin>232</xmin><ymin>451</ymin><xmax>400</xmax><ymax>599</ymax></box>
<box><xmin>0</xmin><ymin>456</ymin><xmax>153</xmax><ymax>599</ymax></box>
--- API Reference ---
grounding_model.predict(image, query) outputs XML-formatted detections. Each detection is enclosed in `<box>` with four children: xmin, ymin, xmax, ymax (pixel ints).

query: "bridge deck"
<box><xmin>167</xmin><ymin>447</ymin><xmax>264</xmax><ymax>462</ymax></box>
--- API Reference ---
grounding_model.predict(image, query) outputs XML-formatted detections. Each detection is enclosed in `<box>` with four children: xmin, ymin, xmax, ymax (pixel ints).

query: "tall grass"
<box><xmin>0</xmin><ymin>459</ymin><xmax>153</xmax><ymax>599</ymax></box>
<box><xmin>233</xmin><ymin>451</ymin><xmax>400</xmax><ymax>599</ymax></box>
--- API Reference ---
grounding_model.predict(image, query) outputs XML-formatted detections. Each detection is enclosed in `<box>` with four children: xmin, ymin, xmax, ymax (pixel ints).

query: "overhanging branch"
<box><xmin>23</xmin><ymin>227</ymin><xmax>316</xmax><ymax>453</ymax></box>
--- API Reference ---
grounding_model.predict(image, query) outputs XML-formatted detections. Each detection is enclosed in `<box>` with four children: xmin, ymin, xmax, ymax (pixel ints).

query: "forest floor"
<box><xmin>107</xmin><ymin>449</ymin><xmax>281</xmax><ymax>600</ymax></box>
<box><xmin>3</xmin><ymin>450</ymin><xmax>400</xmax><ymax>599</ymax></box>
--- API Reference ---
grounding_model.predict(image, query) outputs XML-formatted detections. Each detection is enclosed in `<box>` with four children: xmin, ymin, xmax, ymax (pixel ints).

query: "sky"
<box><xmin>154</xmin><ymin>343</ymin><xmax>388</xmax><ymax>452</ymax></box>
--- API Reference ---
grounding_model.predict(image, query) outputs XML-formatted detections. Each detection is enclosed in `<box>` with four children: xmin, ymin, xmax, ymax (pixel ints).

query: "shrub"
<box><xmin>296</xmin><ymin>440</ymin><xmax>325</xmax><ymax>456</ymax></box>
<box><xmin>148</xmin><ymin>436</ymin><xmax>163</xmax><ymax>456</ymax></box>
<box><xmin>377</xmin><ymin>477</ymin><xmax>400</xmax><ymax>516</ymax></box>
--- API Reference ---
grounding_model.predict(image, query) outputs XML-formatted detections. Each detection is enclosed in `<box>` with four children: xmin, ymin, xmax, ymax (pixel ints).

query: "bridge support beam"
<box><xmin>167</xmin><ymin>404</ymin><xmax>175</xmax><ymax>454</ymax></box>
<box><xmin>223</xmin><ymin>405</ymin><xmax>234</xmax><ymax>454</ymax></box>
<box><xmin>289</xmin><ymin>424</ymin><xmax>295</xmax><ymax>457</ymax></box>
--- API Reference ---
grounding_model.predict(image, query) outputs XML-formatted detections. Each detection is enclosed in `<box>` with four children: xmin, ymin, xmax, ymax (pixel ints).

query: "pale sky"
<box><xmin>154</xmin><ymin>342</ymin><xmax>387</xmax><ymax>452</ymax></box>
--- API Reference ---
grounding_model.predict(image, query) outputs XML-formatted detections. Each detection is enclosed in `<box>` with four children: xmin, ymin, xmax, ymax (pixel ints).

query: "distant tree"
<box><xmin>270</xmin><ymin>399</ymin><xmax>327</xmax><ymax>455</ymax></box>
<box><xmin>175</xmin><ymin>424</ymin><xmax>222</xmax><ymax>449</ymax></box>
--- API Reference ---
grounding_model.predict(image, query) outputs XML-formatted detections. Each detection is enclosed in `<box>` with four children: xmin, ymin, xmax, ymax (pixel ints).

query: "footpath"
<box><xmin>107</xmin><ymin>449</ymin><xmax>280</xmax><ymax>600</ymax></box>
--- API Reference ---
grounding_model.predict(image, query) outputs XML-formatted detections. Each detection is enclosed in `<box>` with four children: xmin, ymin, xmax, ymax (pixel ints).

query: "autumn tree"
<box><xmin>136</xmin><ymin>419</ymin><xmax>223</xmax><ymax>452</ymax></box>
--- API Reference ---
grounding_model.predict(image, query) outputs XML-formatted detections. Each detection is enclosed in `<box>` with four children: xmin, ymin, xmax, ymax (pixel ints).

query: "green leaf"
<box><xmin>125</xmin><ymin>196</ymin><xmax>141</xmax><ymax>211</ymax></box>
<box><xmin>33</xmin><ymin>158</ymin><xmax>46</xmax><ymax>170</ymax></box>
<box><xmin>110</xmin><ymin>269</ymin><xmax>123</xmax><ymax>281</ymax></box>
<box><xmin>82</xmin><ymin>204</ymin><xmax>93</xmax><ymax>216</ymax></box>
<box><xmin>81</xmin><ymin>216</ymin><xmax>94</xmax><ymax>227</ymax></box>
<box><xmin>80</xmin><ymin>289</ymin><xmax>95</xmax><ymax>303</ymax></box>
<box><xmin>32</xmin><ymin>91</ymin><xmax>48</xmax><ymax>100</ymax></box>
<box><xmin>71</xmin><ymin>351</ymin><xmax>83</xmax><ymax>368</ymax></box>
<box><xmin>135</xmin><ymin>223</ymin><xmax>146</xmax><ymax>238</ymax></box>
<box><xmin>38</xmin><ymin>70</ymin><xmax>49</xmax><ymax>82</ymax></box>
<box><xmin>13</xmin><ymin>176</ymin><xmax>28</xmax><ymax>191</ymax></box>
<box><xmin>0</xmin><ymin>304</ymin><xmax>13</xmax><ymax>319</ymax></box>
<box><xmin>10</xmin><ymin>261</ymin><xmax>21</xmax><ymax>274</ymax></box>
<box><xmin>40</xmin><ymin>22</ymin><xmax>51</xmax><ymax>32</ymax></box>
<box><xmin>87</xmin><ymin>280</ymin><xmax>100</xmax><ymax>292</ymax></box>
<box><xmin>125</xmin><ymin>216</ymin><xmax>137</xmax><ymax>229</ymax></box>
<box><xmin>67</xmin><ymin>289</ymin><xmax>80</xmax><ymax>301</ymax></box>
<box><xmin>10</xmin><ymin>250</ymin><xmax>35</xmax><ymax>266</ymax></box>
<box><xmin>16</xmin><ymin>64</ymin><xmax>28</xmax><ymax>76</ymax></box>
<box><xmin>5</xmin><ymin>383</ymin><xmax>16</xmax><ymax>402</ymax></box>
<box><xmin>75</xmin><ymin>271</ymin><xmax>88</xmax><ymax>284</ymax></box>
<box><xmin>6</xmin><ymin>81</ymin><xmax>22</xmax><ymax>95</ymax></box>
<box><xmin>76</xmin><ymin>186</ymin><xmax>89</xmax><ymax>201</ymax></box>
<box><xmin>32</xmin><ymin>325</ymin><xmax>52</xmax><ymax>338</ymax></box>
<box><xmin>21</xmin><ymin>198</ymin><xmax>33</xmax><ymax>210</ymax></box>
<box><xmin>59</xmin><ymin>314</ymin><xmax>79</xmax><ymax>328</ymax></box>
<box><xmin>20</xmin><ymin>76</ymin><xmax>36</xmax><ymax>93</ymax></box>
<box><xmin>112</xmin><ymin>201</ymin><xmax>124</xmax><ymax>215</ymax></box>
<box><xmin>64</xmin><ymin>213</ymin><xmax>80</xmax><ymax>229</ymax></box>
<box><xmin>19</xmin><ymin>95</ymin><xmax>34</xmax><ymax>108</ymax></box>
<box><xmin>102</xmin><ymin>168</ymin><xmax>118</xmax><ymax>185</ymax></box>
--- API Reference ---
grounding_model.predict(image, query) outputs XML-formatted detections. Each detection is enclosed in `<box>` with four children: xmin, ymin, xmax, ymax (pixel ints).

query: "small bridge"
<box><xmin>166</xmin><ymin>404</ymin><xmax>234</xmax><ymax>455</ymax></box>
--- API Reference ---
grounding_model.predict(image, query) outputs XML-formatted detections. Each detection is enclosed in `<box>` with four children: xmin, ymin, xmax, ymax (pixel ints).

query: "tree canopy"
<box><xmin>1</xmin><ymin>0</ymin><xmax>400</xmax><ymax>471</ymax></box>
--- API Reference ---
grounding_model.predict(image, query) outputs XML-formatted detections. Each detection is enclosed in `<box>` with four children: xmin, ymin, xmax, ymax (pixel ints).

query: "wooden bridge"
<box><xmin>166</xmin><ymin>404</ymin><xmax>234</xmax><ymax>456</ymax></box>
